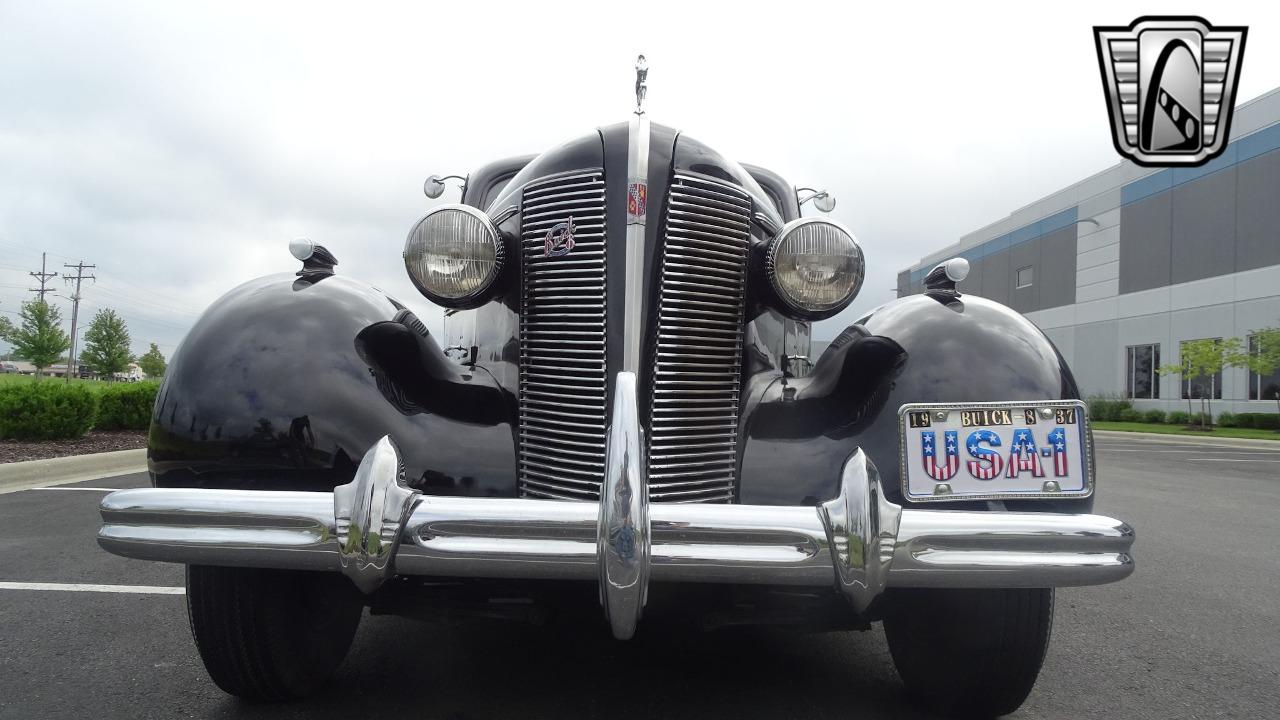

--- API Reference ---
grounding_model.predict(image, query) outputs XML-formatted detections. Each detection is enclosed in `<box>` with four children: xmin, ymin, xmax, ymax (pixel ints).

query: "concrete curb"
<box><xmin>0</xmin><ymin>449</ymin><xmax>148</xmax><ymax>494</ymax></box>
<box><xmin>1093</xmin><ymin>429</ymin><xmax>1280</xmax><ymax>450</ymax></box>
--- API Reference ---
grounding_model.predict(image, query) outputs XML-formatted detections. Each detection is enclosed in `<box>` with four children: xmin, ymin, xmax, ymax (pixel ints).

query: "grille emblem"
<box><xmin>627</xmin><ymin>181</ymin><xmax>647</xmax><ymax>221</ymax></box>
<box><xmin>544</xmin><ymin>217</ymin><xmax>576</xmax><ymax>257</ymax></box>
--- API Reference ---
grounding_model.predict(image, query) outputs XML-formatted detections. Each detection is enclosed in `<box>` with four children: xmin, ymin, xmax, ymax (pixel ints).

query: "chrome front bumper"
<box><xmin>99</xmin><ymin>373</ymin><xmax>1134</xmax><ymax>639</ymax></box>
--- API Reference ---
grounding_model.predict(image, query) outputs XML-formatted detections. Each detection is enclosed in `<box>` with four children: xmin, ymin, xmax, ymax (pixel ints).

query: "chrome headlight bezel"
<box><xmin>403</xmin><ymin>204</ymin><xmax>505</xmax><ymax>309</ymax></box>
<box><xmin>764</xmin><ymin>217</ymin><xmax>865</xmax><ymax>320</ymax></box>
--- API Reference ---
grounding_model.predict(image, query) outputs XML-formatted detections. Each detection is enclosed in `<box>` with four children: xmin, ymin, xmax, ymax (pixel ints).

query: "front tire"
<box><xmin>186</xmin><ymin>565</ymin><xmax>364</xmax><ymax>701</ymax></box>
<box><xmin>883</xmin><ymin>588</ymin><xmax>1054</xmax><ymax>718</ymax></box>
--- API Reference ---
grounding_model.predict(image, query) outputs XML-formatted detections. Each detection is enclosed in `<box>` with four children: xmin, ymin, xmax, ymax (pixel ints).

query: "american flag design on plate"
<box><xmin>1047</xmin><ymin>427</ymin><xmax>1070</xmax><ymax>477</ymax></box>
<box><xmin>920</xmin><ymin>430</ymin><xmax>960</xmax><ymax>481</ymax></box>
<box><xmin>965</xmin><ymin>429</ymin><xmax>1004</xmax><ymax>480</ymax></box>
<box><xmin>1006</xmin><ymin>428</ymin><xmax>1046</xmax><ymax>478</ymax></box>
<box><xmin>900</xmin><ymin>402</ymin><xmax>1091</xmax><ymax>501</ymax></box>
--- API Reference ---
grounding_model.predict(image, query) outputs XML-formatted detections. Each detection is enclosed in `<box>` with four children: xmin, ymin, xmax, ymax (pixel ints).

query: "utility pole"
<box><xmin>62</xmin><ymin>261</ymin><xmax>96</xmax><ymax>383</ymax></box>
<box><xmin>28</xmin><ymin>252</ymin><xmax>58</xmax><ymax>301</ymax></box>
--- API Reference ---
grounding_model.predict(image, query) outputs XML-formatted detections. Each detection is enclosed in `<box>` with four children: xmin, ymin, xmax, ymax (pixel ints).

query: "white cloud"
<box><xmin>2</xmin><ymin>0</ymin><xmax>1278</xmax><ymax>355</ymax></box>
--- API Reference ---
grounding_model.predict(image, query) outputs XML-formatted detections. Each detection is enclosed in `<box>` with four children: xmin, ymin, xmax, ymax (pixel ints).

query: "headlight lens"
<box><xmin>404</xmin><ymin>204</ymin><xmax>504</xmax><ymax>307</ymax></box>
<box><xmin>766</xmin><ymin>218</ymin><xmax>864</xmax><ymax>318</ymax></box>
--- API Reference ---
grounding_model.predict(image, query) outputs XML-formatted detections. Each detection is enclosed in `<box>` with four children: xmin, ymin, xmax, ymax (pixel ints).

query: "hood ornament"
<box><xmin>634</xmin><ymin>55</ymin><xmax>648</xmax><ymax>115</ymax></box>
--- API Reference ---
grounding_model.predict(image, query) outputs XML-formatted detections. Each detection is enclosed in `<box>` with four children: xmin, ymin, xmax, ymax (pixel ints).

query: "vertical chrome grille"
<box><xmin>518</xmin><ymin>171</ymin><xmax>608</xmax><ymax>500</ymax></box>
<box><xmin>648</xmin><ymin>174</ymin><xmax>752</xmax><ymax>503</ymax></box>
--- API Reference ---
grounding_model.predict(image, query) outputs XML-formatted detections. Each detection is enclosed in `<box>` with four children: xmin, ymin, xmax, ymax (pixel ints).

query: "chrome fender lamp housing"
<box><xmin>404</xmin><ymin>204</ymin><xmax>505</xmax><ymax>309</ymax></box>
<box><xmin>764</xmin><ymin>217</ymin><xmax>865</xmax><ymax>320</ymax></box>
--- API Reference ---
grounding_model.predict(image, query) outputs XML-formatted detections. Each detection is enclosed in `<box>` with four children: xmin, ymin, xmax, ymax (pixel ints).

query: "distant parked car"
<box><xmin>1</xmin><ymin>362</ymin><xmax>18</xmax><ymax>374</ymax></box>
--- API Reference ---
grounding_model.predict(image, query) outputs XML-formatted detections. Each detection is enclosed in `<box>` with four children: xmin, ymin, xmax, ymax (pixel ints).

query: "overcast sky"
<box><xmin>2</xmin><ymin>1</ymin><xmax>1278</xmax><ymax>358</ymax></box>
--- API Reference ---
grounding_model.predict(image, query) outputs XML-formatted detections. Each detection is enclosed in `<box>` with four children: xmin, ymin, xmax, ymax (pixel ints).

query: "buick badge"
<box><xmin>544</xmin><ymin>217</ymin><xmax>576</xmax><ymax>257</ymax></box>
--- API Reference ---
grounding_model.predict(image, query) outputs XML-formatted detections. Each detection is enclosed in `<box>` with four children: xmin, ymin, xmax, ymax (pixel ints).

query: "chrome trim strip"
<box><xmin>622</xmin><ymin>113</ymin><xmax>649</xmax><ymax>373</ymax></box>
<box><xmin>598</xmin><ymin>371</ymin><xmax>649</xmax><ymax>639</ymax></box>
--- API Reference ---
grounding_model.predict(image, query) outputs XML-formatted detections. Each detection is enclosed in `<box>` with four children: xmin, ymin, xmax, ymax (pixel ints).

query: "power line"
<box><xmin>28</xmin><ymin>252</ymin><xmax>58</xmax><ymax>301</ymax></box>
<box><xmin>91</xmin><ymin>283</ymin><xmax>202</xmax><ymax>317</ymax></box>
<box><xmin>0</xmin><ymin>238</ymin><xmax>205</xmax><ymax>313</ymax></box>
<box><xmin>62</xmin><ymin>261</ymin><xmax>96</xmax><ymax>383</ymax></box>
<box><xmin>78</xmin><ymin>300</ymin><xmax>194</xmax><ymax>331</ymax></box>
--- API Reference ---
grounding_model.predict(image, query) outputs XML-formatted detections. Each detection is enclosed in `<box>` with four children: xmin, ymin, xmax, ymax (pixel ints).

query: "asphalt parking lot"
<box><xmin>1</xmin><ymin>433</ymin><xmax>1277</xmax><ymax>720</ymax></box>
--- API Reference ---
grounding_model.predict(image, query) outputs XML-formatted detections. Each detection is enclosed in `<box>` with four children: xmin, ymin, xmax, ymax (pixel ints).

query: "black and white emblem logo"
<box><xmin>1094</xmin><ymin>16</ymin><xmax>1247</xmax><ymax>167</ymax></box>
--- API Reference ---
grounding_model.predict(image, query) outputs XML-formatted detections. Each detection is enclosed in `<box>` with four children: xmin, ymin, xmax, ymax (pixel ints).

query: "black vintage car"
<box><xmin>99</xmin><ymin>60</ymin><xmax>1135</xmax><ymax>717</ymax></box>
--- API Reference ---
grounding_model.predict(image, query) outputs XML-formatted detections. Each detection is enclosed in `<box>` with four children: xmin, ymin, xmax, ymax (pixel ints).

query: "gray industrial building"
<box><xmin>899</xmin><ymin>88</ymin><xmax>1280</xmax><ymax>415</ymax></box>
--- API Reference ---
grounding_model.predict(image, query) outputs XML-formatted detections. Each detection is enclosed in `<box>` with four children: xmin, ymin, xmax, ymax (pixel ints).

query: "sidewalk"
<box><xmin>0</xmin><ymin>449</ymin><xmax>148</xmax><ymax>494</ymax></box>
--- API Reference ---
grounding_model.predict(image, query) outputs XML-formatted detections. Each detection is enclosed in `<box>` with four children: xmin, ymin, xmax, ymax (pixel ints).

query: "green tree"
<box><xmin>7</xmin><ymin>301</ymin><xmax>70</xmax><ymax>376</ymax></box>
<box><xmin>137</xmin><ymin>342</ymin><xmax>167</xmax><ymax>378</ymax></box>
<box><xmin>1161</xmin><ymin>338</ymin><xmax>1242</xmax><ymax>429</ymax></box>
<box><xmin>0</xmin><ymin>315</ymin><xmax>15</xmax><ymax>343</ymax></box>
<box><xmin>1241</xmin><ymin>327</ymin><xmax>1280</xmax><ymax>415</ymax></box>
<box><xmin>80</xmin><ymin>308</ymin><xmax>133</xmax><ymax>376</ymax></box>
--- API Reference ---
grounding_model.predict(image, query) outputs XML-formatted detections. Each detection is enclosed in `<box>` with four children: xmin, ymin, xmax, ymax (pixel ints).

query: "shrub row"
<box><xmin>96</xmin><ymin>383</ymin><xmax>158</xmax><ymax>431</ymax></box>
<box><xmin>1086</xmin><ymin>396</ymin><xmax>1133</xmax><ymax>422</ymax></box>
<box><xmin>1084</xmin><ymin>396</ymin><xmax>1279</xmax><ymax>428</ymax></box>
<box><xmin>1219</xmin><ymin>412</ymin><xmax>1280</xmax><ymax>429</ymax></box>
<box><xmin>0</xmin><ymin>381</ymin><xmax>158</xmax><ymax>440</ymax></box>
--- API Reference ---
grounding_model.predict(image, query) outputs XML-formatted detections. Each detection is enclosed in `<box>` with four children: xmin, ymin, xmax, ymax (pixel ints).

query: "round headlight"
<box><xmin>766</xmin><ymin>218</ymin><xmax>864</xmax><ymax>319</ymax></box>
<box><xmin>404</xmin><ymin>204</ymin><xmax>504</xmax><ymax>308</ymax></box>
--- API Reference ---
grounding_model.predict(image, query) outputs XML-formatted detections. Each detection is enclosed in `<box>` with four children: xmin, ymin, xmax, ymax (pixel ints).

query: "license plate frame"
<box><xmin>897</xmin><ymin>400</ymin><xmax>1094</xmax><ymax>503</ymax></box>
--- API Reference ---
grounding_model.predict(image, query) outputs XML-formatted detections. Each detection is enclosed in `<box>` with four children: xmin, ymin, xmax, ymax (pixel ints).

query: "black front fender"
<box><xmin>149</xmin><ymin>273</ymin><xmax>518</xmax><ymax>495</ymax></box>
<box><xmin>738</xmin><ymin>292</ymin><xmax>1092</xmax><ymax>512</ymax></box>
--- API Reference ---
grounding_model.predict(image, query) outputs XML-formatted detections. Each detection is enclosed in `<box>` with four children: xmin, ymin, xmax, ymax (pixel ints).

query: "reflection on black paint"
<box><xmin>738</xmin><ymin>293</ymin><xmax>1091</xmax><ymax>513</ymax></box>
<box><xmin>354</xmin><ymin>309</ymin><xmax>513</xmax><ymax>425</ymax></box>
<box><xmin>149</xmin><ymin>273</ymin><xmax>518</xmax><ymax>496</ymax></box>
<box><xmin>749</xmin><ymin>326</ymin><xmax>906</xmax><ymax>442</ymax></box>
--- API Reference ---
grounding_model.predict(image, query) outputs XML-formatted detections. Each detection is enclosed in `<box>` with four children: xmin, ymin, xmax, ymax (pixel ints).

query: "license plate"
<box><xmin>898</xmin><ymin>401</ymin><xmax>1092</xmax><ymax>502</ymax></box>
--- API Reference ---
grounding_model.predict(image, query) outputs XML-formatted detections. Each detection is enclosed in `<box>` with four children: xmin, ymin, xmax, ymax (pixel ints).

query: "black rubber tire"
<box><xmin>883</xmin><ymin>588</ymin><xmax>1054</xmax><ymax>718</ymax></box>
<box><xmin>186</xmin><ymin>565</ymin><xmax>364</xmax><ymax>701</ymax></box>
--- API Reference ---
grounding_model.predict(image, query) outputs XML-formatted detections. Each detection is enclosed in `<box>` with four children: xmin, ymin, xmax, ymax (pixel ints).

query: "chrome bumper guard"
<box><xmin>99</xmin><ymin>373</ymin><xmax>1134</xmax><ymax>639</ymax></box>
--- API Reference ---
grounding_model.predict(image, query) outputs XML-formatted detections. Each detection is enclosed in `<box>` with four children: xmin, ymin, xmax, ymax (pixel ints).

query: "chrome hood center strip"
<box><xmin>622</xmin><ymin>113</ymin><xmax>649</xmax><ymax>374</ymax></box>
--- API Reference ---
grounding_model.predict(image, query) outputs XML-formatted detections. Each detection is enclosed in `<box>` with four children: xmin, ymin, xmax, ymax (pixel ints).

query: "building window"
<box><xmin>1015</xmin><ymin>265</ymin><xmax>1033</xmax><ymax>288</ymax></box>
<box><xmin>1179</xmin><ymin>339</ymin><xmax>1223</xmax><ymax>400</ymax></box>
<box><xmin>1125</xmin><ymin>344</ymin><xmax>1160</xmax><ymax>399</ymax></box>
<box><xmin>1248</xmin><ymin>334</ymin><xmax>1280</xmax><ymax>401</ymax></box>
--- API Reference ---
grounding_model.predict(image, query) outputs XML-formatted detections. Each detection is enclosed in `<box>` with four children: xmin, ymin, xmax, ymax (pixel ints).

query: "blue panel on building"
<box><xmin>1040</xmin><ymin>208</ymin><xmax>1079</xmax><ymax>234</ymax></box>
<box><xmin>908</xmin><ymin>209</ymin><xmax>1077</xmax><ymax>284</ymax></box>
<box><xmin>1235</xmin><ymin>121</ymin><xmax>1280</xmax><ymax>162</ymax></box>
<box><xmin>1171</xmin><ymin>144</ymin><xmax>1237</xmax><ymax>186</ymax></box>
<box><xmin>1121</xmin><ymin>170</ymin><xmax>1173</xmax><ymax>205</ymax></box>
<box><xmin>1121</xmin><ymin>121</ymin><xmax>1280</xmax><ymax>205</ymax></box>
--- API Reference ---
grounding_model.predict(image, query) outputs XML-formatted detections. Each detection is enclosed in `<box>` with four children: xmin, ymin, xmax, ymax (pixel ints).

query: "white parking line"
<box><xmin>0</xmin><ymin>582</ymin><xmax>184</xmax><ymax>595</ymax></box>
<box><xmin>1100</xmin><ymin>449</ymin><xmax>1280</xmax><ymax>454</ymax></box>
<box><xmin>1093</xmin><ymin>437</ymin><xmax>1280</xmax><ymax>451</ymax></box>
<box><xmin>28</xmin><ymin>487</ymin><xmax>121</xmax><ymax>492</ymax></box>
<box><xmin>1185</xmin><ymin>458</ymin><xmax>1280</xmax><ymax>463</ymax></box>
